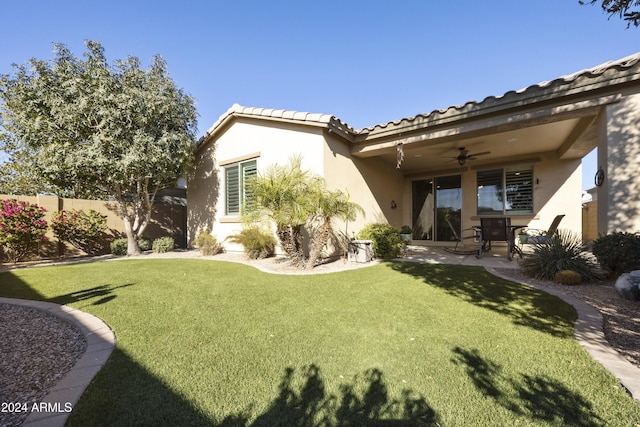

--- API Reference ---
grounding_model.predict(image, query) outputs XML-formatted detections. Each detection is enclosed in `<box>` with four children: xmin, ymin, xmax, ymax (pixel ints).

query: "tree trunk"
<box><xmin>277</xmin><ymin>225</ymin><xmax>306</xmax><ymax>267</ymax></box>
<box><xmin>115</xmin><ymin>181</ymin><xmax>157</xmax><ymax>256</ymax></box>
<box><xmin>122</xmin><ymin>216</ymin><xmax>141</xmax><ymax>256</ymax></box>
<box><xmin>306</xmin><ymin>219</ymin><xmax>332</xmax><ymax>269</ymax></box>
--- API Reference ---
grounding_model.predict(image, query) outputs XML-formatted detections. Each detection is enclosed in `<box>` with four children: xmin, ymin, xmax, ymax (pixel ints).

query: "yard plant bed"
<box><xmin>1</xmin><ymin>259</ymin><xmax>639</xmax><ymax>426</ymax></box>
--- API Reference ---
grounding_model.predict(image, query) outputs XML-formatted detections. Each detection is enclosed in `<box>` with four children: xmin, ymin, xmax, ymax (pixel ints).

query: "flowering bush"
<box><xmin>0</xmin><ymin>199</ymin><xmax>48</xmax><ymax>262</ymax></box>
<box><xmin>51</xmin><ymin>209</ymin><xmax>108</xmax><ymax>254</ymax></box>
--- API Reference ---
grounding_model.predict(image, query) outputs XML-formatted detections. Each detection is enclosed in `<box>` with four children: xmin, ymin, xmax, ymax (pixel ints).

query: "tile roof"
<box><xmin>201</xmin><ymin>52</ymin><xmax>640</xmax><ymax>144</ymax></box>
<box><xmin>200</xmin><ymin>103</ymin><xmax>355</xmax><ymax>144</ymax></box>
<box><xmin>359</xmin><ymin>52</ymin><xmax>640</xmax><ymax>134</ymax></box>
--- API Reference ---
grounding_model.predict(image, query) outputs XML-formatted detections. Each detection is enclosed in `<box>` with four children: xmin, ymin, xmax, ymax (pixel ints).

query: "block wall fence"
<box><xmin>0</xmin><ymin>194</ymin><xmax>186</xmax><ymax>259</ymax></box>
<box><xmin>582</xmin><ymin>200</ymin><xmax>598</xmax><ymax>243</ymax></box>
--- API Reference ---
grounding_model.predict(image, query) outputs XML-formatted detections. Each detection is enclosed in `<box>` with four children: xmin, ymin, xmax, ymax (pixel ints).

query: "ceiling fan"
<box><xmin>449</xmin><ymin>147</ymin><xmax>491</xmax><ymax>165</ymax></box>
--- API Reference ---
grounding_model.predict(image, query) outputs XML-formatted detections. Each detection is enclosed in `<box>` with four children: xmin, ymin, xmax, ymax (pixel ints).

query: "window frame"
<box><xmin>476</xmin><ymin>165</ymin><xmax>534</xmax><ymax>216</ymax></box>
<box><xmin>224</xmin><ymin>158</ymin><xmax>257</xmax><ymax>216</ymax></box>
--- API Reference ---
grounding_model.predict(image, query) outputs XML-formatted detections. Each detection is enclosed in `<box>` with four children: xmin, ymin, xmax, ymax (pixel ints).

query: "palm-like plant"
<box><xmin>244</xmin><ymin>155</ymin><xmax>321</xmax><ymax>266</ymax></box>
<box><xmin>306</xmin><ymin>189</ymin><xmax>364</xmax><ymax>269</ymax></box>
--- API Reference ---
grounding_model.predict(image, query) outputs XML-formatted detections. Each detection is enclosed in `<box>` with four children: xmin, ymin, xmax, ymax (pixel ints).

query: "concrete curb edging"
<box><xmin>487</xmin><ymin>268</ymin><xmax>640</xmax><ymax>402</ymax></box>
<box><xmin>0</xmin><ymin>297</ymin><xmax>116</xmax><ymax>427</ymax></box>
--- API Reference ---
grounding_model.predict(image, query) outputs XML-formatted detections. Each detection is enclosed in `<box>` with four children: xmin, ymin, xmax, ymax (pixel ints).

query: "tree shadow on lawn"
<box><xmin>386</xmin><ymin>261</ymin><xmax>576</xmax><ymax>338</ymax></box>
<box><xmin>47</xmin><ymin>283</ymin><xmax>134</xmax><ymax>306</ymax></box>
<box><xmin>220</xmin><ymin>364</ymin><xmax>440</xmax><ymax>426</ymax></box>
<box><xmin>451</xmin><ymin>346</ymin><xmax>605</xmax><ymax>427</ymax></box>
<box><xmin>0</xmin><ymin>270</ymin><xmax>133</xmax><ymax>307</ymax></box>
<box><xmin>67</xmin><ymin>346</ymin><xmax>215</xmax><ymax>426</ymax></box>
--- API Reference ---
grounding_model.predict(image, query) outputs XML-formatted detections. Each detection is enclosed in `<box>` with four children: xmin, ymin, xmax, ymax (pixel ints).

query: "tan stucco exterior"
<box><xmin>597</xmin><ymin>92</ymin><xmax>640</xmax><ymax>234</ymax></box>
<box><xmin>188</xmin><ymin>113</ymin><xmax>366</xmax><ymax>252</ymax></box>
<box><xmin>189</xmin><ymin>53</ymin><xmax>640</xmax><ymax>255</ymax></box>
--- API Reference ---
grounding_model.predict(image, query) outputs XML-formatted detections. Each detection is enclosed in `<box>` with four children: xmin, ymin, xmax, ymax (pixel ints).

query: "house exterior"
<box><xmin>188</xmin><ymin>52</ymin><xmax>640</xmax><ymax>253</ymax></box>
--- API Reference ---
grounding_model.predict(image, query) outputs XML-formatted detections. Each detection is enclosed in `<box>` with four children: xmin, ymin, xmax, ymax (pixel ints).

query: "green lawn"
<box><xmin>1</xmin><ymin>259</ymin><xmax>639</xmax><ymax>426</ymax></box>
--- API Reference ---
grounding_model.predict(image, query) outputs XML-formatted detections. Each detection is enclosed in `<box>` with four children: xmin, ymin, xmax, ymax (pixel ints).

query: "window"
<box><xmin>477</xmin><ymin>166</ymin><xmax>533</xmax><ymax>215</ymax></box>
<box><xmin>225</xmin><ymin>159</ymin><xmax>257</xmax><ymax>215</ymax></box>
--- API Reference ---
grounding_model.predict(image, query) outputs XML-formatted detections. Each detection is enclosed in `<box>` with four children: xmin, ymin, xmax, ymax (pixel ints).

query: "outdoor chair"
<box><xmin>443</xmin><ymin>218</ymin><xmax>480</xmax><ymax>255</ymax></box>
<box><xmin>478</xmin><ymin>217</ymin><xmax>522</xmax><ymax>260</ymax></box>
<box><xmin>524</xmin><ymin>214</ymin><xmax>565</xmax><ymax>244</ymax></box>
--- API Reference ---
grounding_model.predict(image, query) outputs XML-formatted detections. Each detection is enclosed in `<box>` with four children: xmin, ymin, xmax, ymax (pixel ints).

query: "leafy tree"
<box><xmin>0</xmin><ymin>41</ymin><xmax>197</xmax><ymax>254</ymax></box>
<box><xmin>579</xmin><ymin>0</ymin><xmax>640</xmax><ymax>27</ymax></box>
<box><xmin>0</xmin><ymin>150</ymin><xmax>57</xmax><ymax>196</ymax></box>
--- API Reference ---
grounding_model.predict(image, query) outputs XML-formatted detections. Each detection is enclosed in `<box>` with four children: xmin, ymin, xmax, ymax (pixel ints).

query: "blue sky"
<box><xmin>1</xmin><ymin>1</ymin><xmax>637</xmax><ymax>189</ymax></box>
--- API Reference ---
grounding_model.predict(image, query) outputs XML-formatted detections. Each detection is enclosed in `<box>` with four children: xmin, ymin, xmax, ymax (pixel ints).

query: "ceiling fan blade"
<box><xmin>469</xmin><ymin>151</ymin><xmax>491</xmax><ymax>157</ymax></box>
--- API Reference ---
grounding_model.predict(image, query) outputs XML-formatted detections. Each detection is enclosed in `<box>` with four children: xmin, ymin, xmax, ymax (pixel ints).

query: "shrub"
<box><xmin>194</xmin><ymin>230</ymin><xmax>224</xmax><ymax>256</ymax></box>
<box><xmin>520</xmin><ymin>229</ymin><xmax>601</xmax><ymax>281</ymax></box>
<box><xmin>554</xmin><ymin>270</ymin><xmax>583</xmax><ymax>286</ymax></box>
<box><xmin>110</xmin><ymin>238</ymin><xmax>128</xmax><ymax>256</ymax></box>
<box><xmin>138</xmin><ymin>238</ymin><xmax>152</xmax><ymax>252</ymax></box>
<box><xmin>110</xmin><ymin>237</ymin><xmax>151</xmax><ymax>255</ymax></box>
<box><xmin>0</xmin><ymin>199</ymin><xmax>48</xmax><ymax>262</ymax></box>
<box><xmin>227</xmin><ymin>226</ymin><xmax>277</xmax><ymax>259</ymax></box>
<box><xmin>152</xmin><ymin>236</ymin><xmax>175</xmax><ymax>254</ymax></box>
<box><xmin>51</xmin><ymin>209</ymin><xmax>107</xmax><ymax>254</ymax></box>
<box><xmin>591</xmin><ymin>232</ymin><xmax>640</xmax><ymax>277</ymax></box>
<box><xmin>357</xmin><ymin>223</ymin><xmax>403</xmax><ymax>259</ymax></box>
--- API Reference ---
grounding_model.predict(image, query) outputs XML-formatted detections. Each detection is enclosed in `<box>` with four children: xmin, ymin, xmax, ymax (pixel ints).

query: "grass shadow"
<box><xmin>386</xmin><ymin>261</ymin><xmax>576</xmax><ymax>338</ymax></box>
<box><xmin>0</xmin><ymin>271</ymin><xmax>214</xmax><ymax>425</ymax></box>
<box><xmin>67</xmin><ymin>347</ymin><xmax>214</xmax><ymax>426</ymax></box>
<box><xmin>221</xmin><ymin>365</ymin><xmax>440</xmax><ymax>426</ymax></box>
<box><xmin>451</xmin><ymin>346</ymin><xmax>605</xmax><ymax>427</ymax></box>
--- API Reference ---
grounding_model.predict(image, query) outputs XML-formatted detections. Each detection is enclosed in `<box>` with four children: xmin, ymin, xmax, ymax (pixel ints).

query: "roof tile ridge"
<box><xmin>359</xmin><ymin>51</ymin><xmax>640</xmax><ymax>134</ymax></box>
<box><xmin>204</xmin><ymin>104</ymin><xmax>356</xmax><ymax>137</ymax></box>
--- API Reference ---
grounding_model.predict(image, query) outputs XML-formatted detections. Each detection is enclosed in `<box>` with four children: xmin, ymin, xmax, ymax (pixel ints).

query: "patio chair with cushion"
<box><xmin>525</xmin><ymin>214</ymin><xmax>565</xmax><ymax>244</ymax></box>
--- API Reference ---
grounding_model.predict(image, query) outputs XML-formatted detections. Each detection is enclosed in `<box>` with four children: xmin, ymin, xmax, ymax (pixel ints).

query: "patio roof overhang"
<box><xmin>349</xmin><ymin>53</ymin><xmax>640</xmax><ymax>174</ymax></box>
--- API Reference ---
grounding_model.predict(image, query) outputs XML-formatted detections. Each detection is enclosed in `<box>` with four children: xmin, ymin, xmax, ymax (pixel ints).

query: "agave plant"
<box><xmin>520</xmin><ymin>229</ymin><xmax>601</xmax><ymax>281</ymax></box>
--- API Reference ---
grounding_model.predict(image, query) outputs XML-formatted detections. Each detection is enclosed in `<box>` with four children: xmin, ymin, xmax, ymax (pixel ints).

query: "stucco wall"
<box><xmin>188</xmin><ymin>118</ymin><xmax>326</xmax><ymax>251</ymax></box>
<box><xmin>598</xmin><ymin>92</ymin><xmax>640</xmax><ymax>234</ymax></box>
<box><xmin>188</xmin><ymin>118</ymin><xmax>400</xmax><ymax>255</ymax></box>
<box><xmin>530</xmin><ymin>154</ymin><xmax>582</xmax><ymax>235</ymax></box>
<box><xmin>190</xmin><ymin>112</ymin><xmax>586</xmax><ymax>255</ymax></box>
<box><xmin>324</xmin><ymin>134</ymin><xmax>402</xmax><ymax>237</ymax></box>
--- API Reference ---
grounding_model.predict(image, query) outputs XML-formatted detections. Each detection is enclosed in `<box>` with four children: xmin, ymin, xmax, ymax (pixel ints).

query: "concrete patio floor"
<box><xmin>401</xmin><ymin>243</ymin><xmax>527</xmax><ymax>268</ymax></box>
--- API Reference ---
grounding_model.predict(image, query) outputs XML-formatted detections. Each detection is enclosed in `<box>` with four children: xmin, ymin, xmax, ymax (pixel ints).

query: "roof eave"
<box><xmin>357</xmin><ymin>53</ymin><xmax>640</xmax><ymax>142</ymax></box>
<box><xmin>197</xmin><ymin>104</ymin><xmax>355</xmax><ymax>150</ymax></box>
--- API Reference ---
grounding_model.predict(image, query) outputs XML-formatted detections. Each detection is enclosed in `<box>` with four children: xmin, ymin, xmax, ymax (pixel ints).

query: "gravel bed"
<box><xmin>494</xmin><ymin>268</ymin><xmax>640</xmax><ymax>369</ymax></box>
<box><xmin>0</xmin><ymin>304</ymin><xmax>87</xmax><ymax>427</ymax></box>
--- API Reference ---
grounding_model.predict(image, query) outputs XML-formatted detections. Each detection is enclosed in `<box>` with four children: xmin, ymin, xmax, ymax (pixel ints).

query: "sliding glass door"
<box><xmin>412</xmin><ymin>175</ymin><xmax>462</xmax><ymax>242</ymax></box>
<box><xmin>412</xmin><ymin>179</ymin><xmax>434</xmax><ymax>240</ymax></box>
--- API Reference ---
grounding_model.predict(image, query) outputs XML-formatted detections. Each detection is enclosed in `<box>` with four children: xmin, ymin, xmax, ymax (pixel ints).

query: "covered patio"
<box><xmin>400</xmin><ymin>243</ymin><xmax>532</xmax><ymax>269</ymax></box>
<box><xmin>348</xmin><ymin>53</ymin><xmax>640</xmax><ymax>245</ymax></box>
